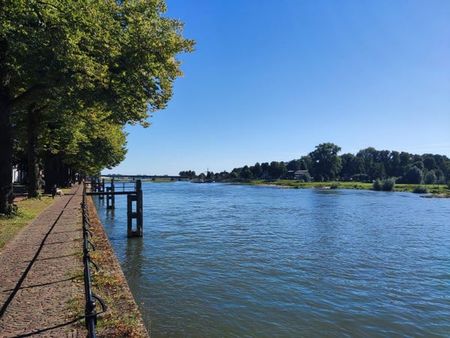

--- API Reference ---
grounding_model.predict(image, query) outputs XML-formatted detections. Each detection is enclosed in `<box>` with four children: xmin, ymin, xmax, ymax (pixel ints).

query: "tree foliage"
<box><xmin>309</xmin><ymin>143</ymin><xmax>342</xmax><ymax>181</ymax></box>
<box><xmin>0</xmin><ymin>0</ymin><xmax>193</xmax><ymax>213</ymax></box>
<box><xmin>181</xmin><ymin>145</ymin><xmax>450</xmax><ymax>185</ymax></box>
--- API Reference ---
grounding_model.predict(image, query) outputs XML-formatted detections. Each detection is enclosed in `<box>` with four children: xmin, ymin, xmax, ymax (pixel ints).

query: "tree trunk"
<box><xmin>27</xmin><ymin>105</ymin><xmax>40</xmax><ymax>197</ymax></box>
<box><xmin>44</xmin><ymin>153</ymin><xmax>71</xmax><ymax>192</ymax></box>
<box><xmin>44</xmin><ymin>153</ymin><xmax>57</xmax><ymax>194</ymax></box>
<box><xmin>0</xmin><ymin>90</ymin><xmax>13</xmax><ymax>214</ymax></box>
<box><xmin>58</xmin><ymin>161</ymin><xmax>69</xmax><ymax>187</ymax></box>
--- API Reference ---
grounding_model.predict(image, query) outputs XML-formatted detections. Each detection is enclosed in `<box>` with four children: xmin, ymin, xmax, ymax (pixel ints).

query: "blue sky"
<box><xmin>104</xmin><ymin>0</ymin><xmax>450</xmax><ymax>176</ymax></box>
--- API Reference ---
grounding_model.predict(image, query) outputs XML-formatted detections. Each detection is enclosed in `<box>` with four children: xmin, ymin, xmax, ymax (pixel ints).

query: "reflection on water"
<box><xmin>94</xmin><ymin>182</ymin><xmax>450</xmax><ymax>337</ymax></box>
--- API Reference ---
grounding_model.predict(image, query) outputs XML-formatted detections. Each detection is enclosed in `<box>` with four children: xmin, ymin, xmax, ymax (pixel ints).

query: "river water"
<box><xmin>94</xmin><ymin>182</ymin><xmax>450</xmax><ymax>337</ymax></box>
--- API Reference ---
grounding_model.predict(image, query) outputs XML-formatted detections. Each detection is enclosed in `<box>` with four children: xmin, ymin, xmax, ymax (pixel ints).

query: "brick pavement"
<box><xmin>0</xmin><ymin>186</ymin><xmax>86</xmax><ymax>337</ymax></box>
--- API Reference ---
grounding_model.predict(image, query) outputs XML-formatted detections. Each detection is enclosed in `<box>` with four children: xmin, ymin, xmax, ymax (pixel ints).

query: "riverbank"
<box><xmin>0</xmin><ymin>186</ymin><xmax>149</xmax><ymax>337</ymax></box>
<box><xmin>242</xmin><ymin>180</ymin><xmax>450</xmax><ymax>197</ymax></box>
<box><xmin>83</xmin><ymin>196</ymin><xmax>149</xmax><ymax>337</ymax></box>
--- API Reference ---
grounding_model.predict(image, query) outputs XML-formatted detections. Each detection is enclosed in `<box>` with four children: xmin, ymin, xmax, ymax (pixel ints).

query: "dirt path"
<box><xmin>0</xmin><ymin>186</ymin><xmax>86</xmax><ymax>337</ymax></box>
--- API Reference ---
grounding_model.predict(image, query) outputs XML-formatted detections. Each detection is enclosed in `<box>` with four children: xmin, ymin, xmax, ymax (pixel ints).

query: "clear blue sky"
<box><xmin>104</xmin><ymin>0</ymin><xmax>450</xmax><ymax>176</ymax></box>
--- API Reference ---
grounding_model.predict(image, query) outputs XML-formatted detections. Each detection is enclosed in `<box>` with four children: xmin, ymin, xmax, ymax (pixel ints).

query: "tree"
<box><xmin>250</xmin><ymin>163</ymin><xmax>262</xmax><ymax>178</ymax></box>
<box><xmin>340</xmin><ymin>153</ymin><xmax>364</xmax><ymax>180</ymax></box>
<box><xmin>287</xmin><ymin>159</ymin><xmax>301</xmax><ymax>171</ymax></box>
<box><xmin>206</xmin><ymin>171</ymin><xmax>215</xmax><ymax>180</ymax></box>
<box><xmin>299</xmin><ymin>156</ymin><xmax>312</xmax><ymax>171</ymax></box>
<box><xmin>260</xmin><ymin>162</ymin><xmax>270</xmax><ymax>178</ymax></box>
<box><xmin>424</xmin><ymin>170</ymin><xmax>436</xmax><ymax>185</ymax></box>
<box><xmin>423</xmin><ymin>155</ymin><xmax>437</xmax><ymax>171</ymax></box>
<box><xmin>179</xmin><ymin>170</ymin><xmax>196</xmax><ymax>179</ymax></box>
<box><xmin>0</xmin><ymin>0</ymin><xmax>193</xmax><ymax>213</ymax></box>
<box><xmin>240</xmin><ymin>166</ymin><xmax>253</xmax><ymax>180</ymax></box>
<box><xmin>356</xmin><ymin>147</ymin><xmax>379</xmax><ymax>179</ymax></box>
<box><xmin>309</xmin><ymin>143</ymin><xmax>342</xmax><ymax>181</ymax></box>
<box><xmin>371</xmin><ymin>162</ymin><xmax>386</xmax><ymax>180</ymax></box>
<box><xmin>403</xmin><ymin>166</ymin><xmax>423</xmax><ymax>184</ymax></box>
<box><xmin>387</xmin><ymin>151</ymin><xmax>402</xmax><ymax>177</ymax></box>
<box><xmin>268</xmin><ymin>161</ymin><xmax>286</xmax><ymax>179</ymax></box>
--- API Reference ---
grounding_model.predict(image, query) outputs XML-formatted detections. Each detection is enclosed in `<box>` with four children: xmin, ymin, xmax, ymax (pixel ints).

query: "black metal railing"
<box><xmin>81</xmin><ymin>183</ymin><xmax>107</xmax><ymax>338</ymax></box>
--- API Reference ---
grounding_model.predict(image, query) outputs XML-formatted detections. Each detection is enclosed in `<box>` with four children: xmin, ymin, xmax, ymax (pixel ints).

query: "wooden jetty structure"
<box><xmin>87</xmin><ymin>178</ymin><xmax>143</xmax><ymax>237</ymax></box>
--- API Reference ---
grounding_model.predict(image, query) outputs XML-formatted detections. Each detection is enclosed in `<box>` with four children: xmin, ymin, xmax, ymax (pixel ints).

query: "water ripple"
<box><xmin>95</xmin><ymin>182</ymin><xmax>450</xmax><ymax>337</ymax></box>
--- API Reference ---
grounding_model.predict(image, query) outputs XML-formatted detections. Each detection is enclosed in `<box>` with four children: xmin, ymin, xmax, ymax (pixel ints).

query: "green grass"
<box><xmin>246</xmin><ymin>180</ymin><xmax>450</xmax><ymax>196</ymax></box>
<box><xmin>0</xmin><ymin>196</ymin><xmax>54</xmax><ymax>250</ymax></box>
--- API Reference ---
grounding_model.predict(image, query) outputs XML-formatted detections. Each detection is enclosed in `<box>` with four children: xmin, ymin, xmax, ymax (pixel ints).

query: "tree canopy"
<box><xmin>0</xmin><ymin>0</ymin><xmax>193</xmax><ymax>213</ymax></box>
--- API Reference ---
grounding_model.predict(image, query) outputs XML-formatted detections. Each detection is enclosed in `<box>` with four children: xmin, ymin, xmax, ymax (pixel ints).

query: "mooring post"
<box><xmin>106</xmin><ymin>186</ymin><xmax>110</xmax><ymax>208</ymax></box>
<box><xmin>99</xmin><ymin>178</ymin><xmax>105</xmax><ymax>200</ymax></box>
<box><xmin>127</xmin><ymin>179</ymin><xmax>143</xmax><ymax>237</ymax></box>
<box><xmin>136</xmin><ymin>179</ymin><xmax>143</xmax><ymax>236</ymax></box>
<box><xmin>127</xmin><ymin>194</ymin><xmax>134</xmax><ymax>237</ymax></box>
<box><xmin>111</xmin><ymin>178</ymin><xmax>115</xmax><ymax>209</ymax></box>
<box><xmin>106</xmin><ymin>178</ymin><xmax>115</xmax><ymax>210</ymax></box>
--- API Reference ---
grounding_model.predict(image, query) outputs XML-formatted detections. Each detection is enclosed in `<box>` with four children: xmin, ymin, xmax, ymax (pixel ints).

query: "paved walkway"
<box><xmin>0</xmin><ymin>186</ymin><xmax>86</xmax><ymax>337</ymax></box>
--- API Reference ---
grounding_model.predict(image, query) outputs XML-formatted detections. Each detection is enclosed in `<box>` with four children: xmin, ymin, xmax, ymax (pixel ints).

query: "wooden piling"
<box><xmin>136</xmin><ymin>179</ymin><xmax>143</xmax><ymax>236</ymax></box>
<box><xmin>127</xmin><ymin>179</ymin><xmax>143</xmax><ymax>237</ymax></box>
<box><xmin>111</xmin><ymin>178</ymin><xmax>115</xmax><ymax>209</ymax></box>
<box><xmin>99</xmin><ymin>179</ymin><xmax>105</xmax><ymax>200</ymax></box>
<box><xmin>106</xmin><ymin>178</ymin><xmax>115</xmax><ymax>209</ymax></box>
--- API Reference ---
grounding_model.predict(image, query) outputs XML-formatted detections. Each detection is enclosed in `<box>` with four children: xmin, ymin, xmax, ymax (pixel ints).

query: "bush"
<box><xmin>330</xmin><ymin>183</ymin><xmax>339</xmax><ymax>189</ymax></box>
<box><xmin>373</xmin><ymin>179</ymin><xmax>382</xmax><ymax>191</ymax></box>
<box><xmin>382</xmin><ymin>178</ymin><xmax>395</xmax><ymax>191</ymax></box>
<box><xmin>413</xmin><ymin>186</ymin><xmax>428</xmax><ymax>194</ymax></box>
<box><xmin>373</xmin><ymin>178</ymin><xmax>395</xmax><ymax>191</ymax></box>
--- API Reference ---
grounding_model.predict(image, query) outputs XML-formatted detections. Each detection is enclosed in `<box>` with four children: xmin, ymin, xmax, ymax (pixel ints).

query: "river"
<box><xmin>94</xmin><ymin>182</ymin><xmax>450</xmax><ymax>337</ymax></box>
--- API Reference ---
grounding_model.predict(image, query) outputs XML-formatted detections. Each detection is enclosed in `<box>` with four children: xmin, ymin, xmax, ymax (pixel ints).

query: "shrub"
<box><xmin>330</xmin><ymin>183</ymin><xmax>339</xmax><ymax>189</ymax></box>
<box><xmin>413</xmin><ymin>186</ymin><xmax>428</xmax><ymax>194</ymax></box>
<box><xmin>373</xmin><ymin>179</ymin><xmax>382</xmax><ymax>191</ymax></box>
<box><xmin>373</xmin><ymin>178</ymin><xmax>395</xmax><ymax>191</ymax></box>
<box><xmin>381</xmin><ymin>178</ymin><xmax>395</xmax><ymax>191</ymax></box>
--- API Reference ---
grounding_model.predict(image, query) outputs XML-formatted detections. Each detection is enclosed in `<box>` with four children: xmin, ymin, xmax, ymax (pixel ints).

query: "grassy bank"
<box><xmin>0</xmin><ymin>197</ymin><xmax>54</xmax><ymax>250</ymax></box>
<box><xmin>67</xmin><ymin>197</ymin><xmax>148</xmax><ymax>337</ymax></box>
<box><xmin>245</xmin><ymin>180</ymin><xmax>450</xmax><ymax>196</ymax></box>
<box><xmin>85</xmin><ymin>197</ymin><xmax>148</xmax><ymax>337</ymax></box>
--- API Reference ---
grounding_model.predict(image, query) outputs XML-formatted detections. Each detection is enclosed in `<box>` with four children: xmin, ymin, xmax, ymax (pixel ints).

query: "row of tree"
<box><xmin>181</xmin><ymin>143</ymin><xmax>450</xmax><ymax>184</ymax></box>
<box><xmin>0</xmin><ymin>0</ymin><xmax>193</xmax><ymax>214</ymax></box>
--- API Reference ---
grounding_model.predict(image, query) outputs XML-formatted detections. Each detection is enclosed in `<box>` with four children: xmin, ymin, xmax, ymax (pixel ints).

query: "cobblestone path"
<box><xmin>0</xmin><ymin>186</ymin><xmax>86</xmax><ymax>337</ymax></box>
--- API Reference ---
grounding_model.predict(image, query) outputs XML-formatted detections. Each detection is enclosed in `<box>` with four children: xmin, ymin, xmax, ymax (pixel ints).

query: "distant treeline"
<box><xmin>180</xmin><ymin>143</ymin><xmax>450</xmax><ymax>184</ymax></box>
